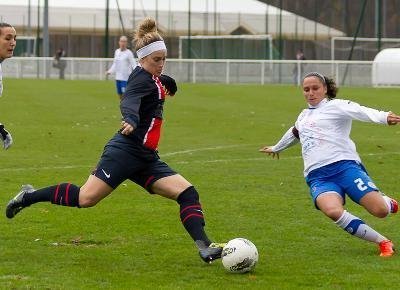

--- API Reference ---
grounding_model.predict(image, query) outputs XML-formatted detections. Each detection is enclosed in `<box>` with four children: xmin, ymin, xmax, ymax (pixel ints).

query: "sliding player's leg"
<box><xmin>6</xmin><ymin>175</ymin><xmax>114</xmax><ymax>218</ymax></box>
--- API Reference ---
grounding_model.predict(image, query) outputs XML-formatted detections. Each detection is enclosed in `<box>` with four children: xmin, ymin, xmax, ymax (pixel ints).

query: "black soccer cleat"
<box><xmin>6</xmin><ymin>184</ymin><xmax>35</xmax><ymax>219</ymax></box>
<box><xmin>198</xmin><ymin>242</ymin><xmax>225</xmax><ymax>264</ymax></box>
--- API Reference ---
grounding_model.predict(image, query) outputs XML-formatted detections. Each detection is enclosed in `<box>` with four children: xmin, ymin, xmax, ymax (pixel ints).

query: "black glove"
<box><xmin>0</xmin><ymin>123</ymin><xmax>13</xmax><ymax>149</ymax></box>
<box><xmin>159</xmin><ymin>74</ymin><xmax>177</xmax><ymax>96</ymax></box>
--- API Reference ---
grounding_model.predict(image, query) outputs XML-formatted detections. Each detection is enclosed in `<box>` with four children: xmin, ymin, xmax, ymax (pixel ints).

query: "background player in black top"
<box><xmin>6</xmin><ymin>18</ymin><xmax>224</xmax><ymax>263</ymax></box>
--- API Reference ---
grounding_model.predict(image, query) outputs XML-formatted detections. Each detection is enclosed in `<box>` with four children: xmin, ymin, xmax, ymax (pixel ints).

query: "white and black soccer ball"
<box><xmin>221</xmin><ymin>238</ymin><xmax>258</xmax><ymax>273</ymax></box>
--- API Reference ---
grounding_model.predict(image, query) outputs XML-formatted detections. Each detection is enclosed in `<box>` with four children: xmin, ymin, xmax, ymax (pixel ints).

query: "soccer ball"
<box><xmin>221</xmin><ymin>238</ymin><xmax>258</xmax><ymax>273</ymax></box>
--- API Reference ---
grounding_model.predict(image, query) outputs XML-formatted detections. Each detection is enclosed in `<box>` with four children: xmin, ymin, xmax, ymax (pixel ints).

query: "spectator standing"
<box><xmin>53</xmin><ymin>48</ymin><xmax>67</xmax><ymax>79</ymax></box>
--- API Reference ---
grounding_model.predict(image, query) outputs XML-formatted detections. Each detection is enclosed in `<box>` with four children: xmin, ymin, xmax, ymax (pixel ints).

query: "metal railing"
<box><xmin>2</xmin><ymin>57</ymin><xmax>375</xmax><ymax>87</ymax></box>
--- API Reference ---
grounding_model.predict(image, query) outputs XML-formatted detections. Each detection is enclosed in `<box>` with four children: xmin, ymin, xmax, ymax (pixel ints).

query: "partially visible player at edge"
<box><xmin>0</xmin><ymin>22</ymin><xmax>16</xmax><ymax>149</ymax></box>
<box><xmin>106</xmin><ymin>35</ymin><xmax>137</xmax><ymax>99</ymax></box>
<box><xmin>260</xmin><ymin>72</ymin><xmax>400</xmax><ymax>257</ymax></box>
<box><xmin>6</xmin><ymin>18</ymin><xmax>224</xmax><ymax>263</ymax></box>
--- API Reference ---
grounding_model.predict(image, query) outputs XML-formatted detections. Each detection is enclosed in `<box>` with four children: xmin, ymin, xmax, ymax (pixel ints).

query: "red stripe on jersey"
<box><xmin>143</xmin><ymin>118</ymin><xmax>162</xmax><ymax>150</ymax></box>
<box><xmin>153</xmin><ymin>76</ymin><xmax>166</xmax><ymax>100</ymax></box>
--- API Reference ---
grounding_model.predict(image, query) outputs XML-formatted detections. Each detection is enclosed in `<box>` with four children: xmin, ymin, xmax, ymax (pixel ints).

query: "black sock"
<box><xmin>23</xmin><ymin>183</ymin><xmax>80</xmax><ymax>207</ymax></box>
<box><xmin>177</xmin><ymin>186</ymin><xmax>211</xmax><ymax>246</ymax></box>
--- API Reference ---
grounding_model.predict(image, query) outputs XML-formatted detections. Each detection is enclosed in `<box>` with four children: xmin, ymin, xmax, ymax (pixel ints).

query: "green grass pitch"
<box><xmin>0</xmin><ymin>79</ymin><xmax>399</xmax><ymax>289</ymax></box>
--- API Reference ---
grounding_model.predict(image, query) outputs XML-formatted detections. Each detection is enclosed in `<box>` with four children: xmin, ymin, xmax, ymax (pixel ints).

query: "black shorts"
<box><xmin>92</xmin><ymin>145</ymin><xmax>176</xmax><ymax>193</ymax></box>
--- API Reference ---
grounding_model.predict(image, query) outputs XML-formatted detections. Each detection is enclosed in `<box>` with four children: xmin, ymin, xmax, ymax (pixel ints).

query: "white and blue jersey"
<box><xmin>271</xmin><ymin>98</ymin><xmax>389</xmax><ymax>205</ymax></box>
<box><xmin>107</xmin><ymin>48</ymin><xmax>137</xmax><ymax>81</ymax></box>
<box><xmin>107</xmin><ymin>48</ymin><xmax>137</xmax><ymax>95</ymax></box>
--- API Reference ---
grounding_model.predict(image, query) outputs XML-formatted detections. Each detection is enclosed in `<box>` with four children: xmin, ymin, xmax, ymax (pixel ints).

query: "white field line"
<box><xmin>0</xmin><ymin>144</ymin><xmax>257</xmax><ymax>172</ymax></box>
<box><xmin>174</xmin><ymin>156</ymin><xmax>300</xmax><ymax>164</ymax></box>
<box><xmin>161</xmin><ymin>144</ymin><xmax>258</xmax><ymax>157</ymax></box>
<box><xmin>175</xmin><ymin>151</ymin><xmax>400</xmax><ymax>164</ymax></box>
<box><xmin>0</xmin><ymin>149</ymin><xmax>398</xmax><ymax>171</ymax></box>
<box><xmin>0</xmin><ymin>164</ymin><xmax>91</xmax><ymax>172</ymax></box>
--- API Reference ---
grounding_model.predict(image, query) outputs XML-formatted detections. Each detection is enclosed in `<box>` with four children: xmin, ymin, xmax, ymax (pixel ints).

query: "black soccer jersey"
<box><xmin>120</xmin><ymin>66</ymin><xmax>166</xmax><ymax>151</ymax></box>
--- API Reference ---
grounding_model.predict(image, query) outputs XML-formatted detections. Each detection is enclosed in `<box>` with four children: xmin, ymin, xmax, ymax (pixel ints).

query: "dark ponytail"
<box><xmin>325</xmin><ymin>76</ymin><xmax>338</xmax><ymax>99</ymax></box>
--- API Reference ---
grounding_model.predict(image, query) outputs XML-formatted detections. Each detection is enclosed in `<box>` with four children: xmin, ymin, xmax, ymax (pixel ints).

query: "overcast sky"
<box><xmin>0</xmin><ymin>0</ymin><xmax>279</xmax><ymax>14</ymax></box>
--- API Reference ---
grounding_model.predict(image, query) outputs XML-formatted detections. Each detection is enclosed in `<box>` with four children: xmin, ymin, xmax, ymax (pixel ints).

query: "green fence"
<box><xmin>179</xmin><ymin>35</ymin><xmax>273</xmax><ymax>60</ymax></box>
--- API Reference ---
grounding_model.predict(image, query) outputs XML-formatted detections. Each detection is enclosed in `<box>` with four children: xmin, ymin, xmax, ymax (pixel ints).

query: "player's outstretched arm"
<box><xmin>259</xmin><ymin>126</ymin><xmax>299</xmax><ymax>159</ymax></box>
<box><xmin>259</xmin><ymin>146</ymin><xmax>279</xmax><ymax>159</ymax></box>
<box><xmin>387</xmin><ymin>111</ymin><xmax>400</xmax><ymax>125</ymax></box>
<box><xmin>0</xmin><ymin>123</ymin><xmax>13</xmax><ymax>149</ymax></box>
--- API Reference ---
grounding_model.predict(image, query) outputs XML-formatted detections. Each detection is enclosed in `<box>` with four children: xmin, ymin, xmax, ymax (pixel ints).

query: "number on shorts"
<box><xmin>354</xmin><ymin>178</ymin><xmax>368</xmax><ymax>191</ymax></box>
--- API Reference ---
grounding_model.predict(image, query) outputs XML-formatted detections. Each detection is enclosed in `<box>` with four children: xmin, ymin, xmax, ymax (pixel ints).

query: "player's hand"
<box><xmin>159</xmin><ymin>74</ymin><xmax>177</xmax><ymax>96</ymax></box>
<box><xmin>0</xmin><ymin>124</ymin><xmax>13</xmax><ymax>150</ymax></box>
<box><xmin>387</xmin><ymin>111</ymin><xmax>400</xmax><ymax>125</ymax></box>
<box><xmin>120</xmin><ymin>121</ymin><xmax>135</xmax><ymax>135</ymax></box>
<box><xmin>259</xmin><ymin>146</ymin><xmax>279</xmax><ymax>159</ymax></box>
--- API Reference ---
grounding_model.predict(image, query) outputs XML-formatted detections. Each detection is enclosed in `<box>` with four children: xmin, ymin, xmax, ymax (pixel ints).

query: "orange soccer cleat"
<box><xmin>379</xmin><ymin>240</ymin><xmax>395</xmax><ymax>257</ymax></box>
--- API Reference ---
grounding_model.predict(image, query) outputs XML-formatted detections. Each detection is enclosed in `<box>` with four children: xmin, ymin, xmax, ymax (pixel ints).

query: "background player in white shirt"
<box><xmin>0</xmin><ymin>22</ymin><xmax>16</xmax><ymax>149</ymax></box>
<box><xmin>260</xmin><ymin>72</ymin><xmax>400</xmax><ymax>257</ymax></box>
<box><xmin>106</xmin><ymin>35</ymin><xmax>137</xmax><ymax>99</ymax></box>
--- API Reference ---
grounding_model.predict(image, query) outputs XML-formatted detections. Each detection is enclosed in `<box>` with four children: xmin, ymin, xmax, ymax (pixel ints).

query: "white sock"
<box><xmin>382</xmin><ymin>195</ymin><xmax>393</xmax><ymax>215</ymax></box>
<box><xmin>335</xmin><ymin>210</ymin><xmax>387</xmax><ymax>244</ymax></box>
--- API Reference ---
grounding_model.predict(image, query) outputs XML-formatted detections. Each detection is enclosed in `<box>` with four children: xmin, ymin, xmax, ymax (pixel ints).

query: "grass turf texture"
<box><xmin>0</xmin><ymin>79</ymin><xmax>399</xmax><ymax>289</ymax></box>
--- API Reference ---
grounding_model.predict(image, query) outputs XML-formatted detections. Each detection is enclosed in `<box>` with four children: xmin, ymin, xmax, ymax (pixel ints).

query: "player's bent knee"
<box><xmin>177</xmin><ymin>186</ymin><xmax>199</xmax><ymax>203</ymax></box>
<box><xmin>78</xmin><ymin>199</ymin><xmax>97</xmax><ymax>208</ymax></box>
<box><xmin>78</xmin><ymin>195</ymin><xmax>100</xmax><ymax>208</ymax></box>
<box><xmin>322</xmin><ymin>207</ymin><xmax>344</xmax><ymax>221</ymax></box>
<box><xmin>316</xmin><ymin>192</ymin><xmax>344</xmax><ymax>220</ymax></box>
<box><xmin>368</xmin><ymin>203</ymin><xmax>389</xmax><ymax>218</ymax></box>
<box><xmin>360</xmin><ymin>192</ymin><xmax>390</xmax><ymax>218</ymax></box>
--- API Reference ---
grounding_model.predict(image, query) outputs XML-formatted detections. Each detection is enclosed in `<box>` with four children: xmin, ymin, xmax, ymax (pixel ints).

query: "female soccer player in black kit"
<box><xmin>6</xmin><ymin>18</ymin><xmax>224</xmax><ymax>263</ymax></box>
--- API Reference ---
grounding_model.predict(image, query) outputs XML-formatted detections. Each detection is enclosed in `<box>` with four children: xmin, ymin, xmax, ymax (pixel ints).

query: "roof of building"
<box><xmin>1</xmin><ymin>4</ymin><xmax>344</xmax><ymax>39</ymax></box>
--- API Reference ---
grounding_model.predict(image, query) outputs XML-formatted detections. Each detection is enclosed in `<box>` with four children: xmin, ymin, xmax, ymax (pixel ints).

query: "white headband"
<box><xmin>303</xmin><ymin>72</ymin><xmax>326</xmax><ymax>84</ymax></box>
<box><xmin>136</xmin><ymin>41</ymin><xmax>167</xmax><ymax>60</ymax></box>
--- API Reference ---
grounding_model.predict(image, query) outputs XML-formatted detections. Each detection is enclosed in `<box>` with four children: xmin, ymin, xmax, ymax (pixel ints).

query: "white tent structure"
<box><xmin>372</xmin><ymin>48</ymin><xmax>400</xmax><ymax>87</ymax></box>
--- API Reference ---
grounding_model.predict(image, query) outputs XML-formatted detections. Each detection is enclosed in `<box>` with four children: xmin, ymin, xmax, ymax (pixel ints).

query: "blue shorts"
<box><xmin>305</xmin><ymin>160</ymin><xmax>379</xmax><ymax>207</ymax></box>
<box><xmin>116</xmin><ymin>80</ymin><xmax>127</xmax><ymax>95</ymax></box>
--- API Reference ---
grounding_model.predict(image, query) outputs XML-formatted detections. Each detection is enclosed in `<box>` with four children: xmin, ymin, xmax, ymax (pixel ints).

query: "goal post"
<box><xmin>179</xmin><ymin>34</ymin><xmax>273</xmax><ymax>60</ymax></box>
<box><xmin>331</xmin><ymin>36</ymin><xmax>400</xmax><ymax>61</ymax></box>
<box><xmin>15</xmin><ymin>36</ymin><xmax>37</xmax><ymax>56</ymax></box>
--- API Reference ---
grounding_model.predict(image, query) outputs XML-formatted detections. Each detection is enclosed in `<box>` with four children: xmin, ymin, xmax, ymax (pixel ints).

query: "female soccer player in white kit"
<box><xmin>0</xmin><ymin>22</ymin><xmax>16</xmax><ymax>149</ymax></box>
<box><xmin>106</xmin><ymin>35</ymin><xmax>137</xmax><ymax>99</ymax></box>
<box><xmin>260</xmin><ymin>72</ymin><xmax>400</xmax><ymax>257</ymax></box>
